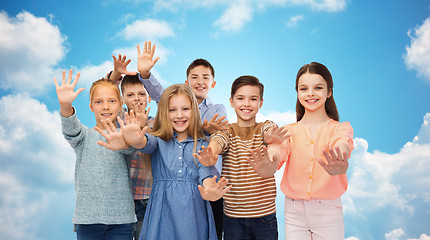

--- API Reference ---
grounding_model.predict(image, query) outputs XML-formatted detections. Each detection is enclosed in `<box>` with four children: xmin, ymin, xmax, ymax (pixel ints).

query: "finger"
<box><xmin>223</xmin><ymin>185</ymin><xmax>232</xmax><ymax>193</ymax></box>
<box><xmin>75</xmin><ymin>88</ymin><xmax>85</xmax><ymax>96</ymax></box>
<box><xmin>97</xmin><ymin>140</ymin><xmax>110</xmax><ymax>148</ymax></box>
<box><xmin>153</xmin><ymin>57</ymin><xmax>160</xmax><ymax>64</ymax></box>
<box><xmin>318</xmin><ymin>158</ymin><xmax>329</xmax><ymax>169</ymax></box>
<box><xmin>329</xmin><ymin>148</ymin><xmax>338</xmax><ymax>161</ymax></box>
<box><xmin>211</xmin><ymin>113</ymin><xmax>219</xmax><ymax>122</ymax></box>
<box><xmin>94</xmin><ymin>126</ymin><xmax>109</xmax><ymax>139</ymax></box>
<box><xmin>144</xmin><ymin>41</ymin><xmax>148</xmax><ymax>52</ymax></box>
<box><xmin>53</xmin><ymin>77</ymin><xmax>60</xmax><ymax>88</ymax></box>
<box><xmin>150</xmin><ymin>44</ymin><xmax>156</xmax><ymax>58</ymax></box>
<box><xmin>322</xmin><ymin>150</ymin><xmax>332</xmax><ymax>163</ymax></box>
<box><xmin>147</xmin><ymin>41</ymin><xmax>152</xmax><ymax>52</ymax></box>
<box><xmin>61</xmin><ymin>70</ymin><xmax>66</xmax><ymax>85</ymax></box>
<box><xmin>247</xmin><ymin>157</ymin><xmax>255</xmax><ymax>167</ymax></box>
<box><xmin>112</xmin><ymin>55</ymin><xmax>117</xmax><ymax>61</ymax></box>
<box><xmin>137</xmin><ymin>44</ymin><xmax>141</xmax><ymax>55</ymax></box>
<box><xmin>202</xmin><ymin>119</ymin><xmax>208</xmax><ymax>127</ymax></box>
<box><xmin>67</xmin><ymin>69</ymin><xmax>73</xmax><ymax>85</ymax></box>
<box><xmin>335</xmin><ymin>147</ymin><xmax>343</xmax><ymax>161</ymax></box>
<box><xmin>71</xmin><ymin>72</ymin><xmax>81</xmax><ymax>87</ymax></box>
<box><xmin>125</xmin><ymin>59</ymin><xmax>131</xmax><ymax>66</ymax></box>
<box><xmin>145</xmin><ymin>107</ymin><xmax>150</xmax><ymax>118</ymax></box>
<box><xmin>198</xmin><ymin>185</ymin><xmax>206</xmax><ymax>197</ymax></box>
<box><xmin>117</xmin><ymin>116</ymin><xmax>125</xmax><ymax>128</ymax></box>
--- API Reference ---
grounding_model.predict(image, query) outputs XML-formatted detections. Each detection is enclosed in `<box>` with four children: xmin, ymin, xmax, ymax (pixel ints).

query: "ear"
<box><xmin>148</xmin><ymin>95</ymin><xmax>152</xmax><ymax>103</ymax></box>
<box><xmin>259</xmin><ymin>99</ymin><xmax>264</xmax><ymax>109</ymax></box>
<box><xmin>89</xmin><ymin>103</ymin><xmax>94</xmax><ymax>112</ymax></box>
<box><xmin>229</xmin><ymin>97</ymin><xmax>234</xmax><ymax>108</ymax></box>
<box><xmin>185</xmin><ymin>80</ymin><xmax>190</xmax><ymax>86</ymax></box>
<box><xmin>328</xmin><ymin>89</ymin><xmax>333</xmax><ymax>99</ymax></box>
<box><xmin>211</xmin><ymin>80</ymin><xmax>216</xmax><ymax>89</ymax></box>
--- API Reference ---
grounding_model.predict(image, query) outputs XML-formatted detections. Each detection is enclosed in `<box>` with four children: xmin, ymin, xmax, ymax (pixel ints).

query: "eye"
<box><xmin>316</xmin><ymin>86</ymin><xmax>323</xmax><ymax>90</ymax></box>
<box><xmin>110</xmin><ymin>100</ymin><xmax>117</xmax><ymax>103</ymax></box>
<box><xmin>299</xmin><ymin>87</ymin><xmax>307</xmax><ymax>91</ymax></box>
<box><xmin>139</xmin><ymin>92</ymin><xmax>147</xmax><ymax>96</ymax></box>
<box><xmin>127</xmin><ymin>93</ymin><xmax>133</xmax><ymax>97</ymax></box>
<box><xmin>95</xmin><ymin>101</ymin><xmax>101</xmax><ymax>104</ymax></box>
<box><xmin>168</xmin><ymin>108</ymin><xmax>175</xmax><ymax>112</ymax></box>
<box><xmin>183</xmin><ymin>107</ymin><xmax>190</xmax><ymax>111</ymax></box>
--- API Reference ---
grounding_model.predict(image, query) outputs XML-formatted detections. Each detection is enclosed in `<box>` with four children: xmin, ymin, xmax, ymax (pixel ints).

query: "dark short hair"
<box><xmin>120</xmin><ymin>74</ymin><xmax>142</xmax><ymax>94</ymax></box>
<box><xmin>186</xmin><ymin>59</ymin><xmax>215</xmax><ymax>78</ymax></box>
<box><xmin>230</xmin><ymin>75</ymin><xmax>264</xmax><ymax>99</ymax></box>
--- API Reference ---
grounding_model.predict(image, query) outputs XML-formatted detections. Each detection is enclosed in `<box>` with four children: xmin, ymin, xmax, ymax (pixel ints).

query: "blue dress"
<box><xmin>138</xmin><ymin>132</ymin><xmax>218</xmax><ymax>240</ymax></box>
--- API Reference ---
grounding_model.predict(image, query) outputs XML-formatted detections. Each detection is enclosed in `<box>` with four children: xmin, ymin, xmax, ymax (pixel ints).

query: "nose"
<box><xmin>177</xmin><ymin>109</ymin><xmax>184</xmax><ymax>118</ymax></box>
<box><xmin>103</xmin><ymin>102</ymin><xmax>109</xmax><ymax>109</ymax></box>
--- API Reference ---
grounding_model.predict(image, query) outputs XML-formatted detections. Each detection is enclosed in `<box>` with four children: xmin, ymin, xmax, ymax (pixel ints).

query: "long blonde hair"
<box><xmin>151</xmin><ymin>84</ymin><xmax>205</xmax><ymax>156</ymax></box>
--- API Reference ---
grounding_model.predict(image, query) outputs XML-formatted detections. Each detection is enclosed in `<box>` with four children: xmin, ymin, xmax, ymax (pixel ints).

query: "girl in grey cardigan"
<box><xmin>54</xmin><ymin>69</ymin><xmax>136</xmax><ymax>240</ymax></box>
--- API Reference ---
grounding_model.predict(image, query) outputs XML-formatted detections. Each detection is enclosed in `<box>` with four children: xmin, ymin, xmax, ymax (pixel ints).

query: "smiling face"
<box><xmin>230</xmin><ymin>85</ymin><xmax>263</xmax><ymax>127</ymax></box>
<box><xmin>297</xmin><ymin>72</ymin><xmax>332</xmax><ymax>114</ymax></box>
<box><xmin>89</xmin><ymin>85</ymin><xmax>122</xmax><ymax>129</ymax></box>
<box><xmin>168</xmin><ymin>93</ymin><xmax>192</xmax><ymax>141</ymax></box>
<box><xmin>122</xmin><ymin>83</ymin><xmax>150</xmax><ymax>114</ymax></box>
<box><xmin>185</xmin><ymin>65</ymin><xmax>216</xmax><ymax>104</ymax></box>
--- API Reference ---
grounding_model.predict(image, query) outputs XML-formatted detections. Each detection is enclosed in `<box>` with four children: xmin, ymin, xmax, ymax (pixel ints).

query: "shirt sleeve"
<box><xmin>327</xmin><ymin>121</ymin><xmax>354</xmax><ymax>157</ymax></box>
<box><xmin>261</xmin><ymin>120</ymin><xmax>277</xmax><ymax>145</ymax></box>
<box><xmin>138</xmin><ymin>73</ymin><xmax>165</xmax><ymax>104</ymax></box>
<box><xmin>268</xmin><ymin>124</ymin><xmax>292</xmax><ymax>170</ymax></box>
<box><xmin>138</xmin><ymin>133</ymin><xmax>158</xmax><ymax>154</ymax></box>
<box><xmin>61</xmin><ymin>108</ymin><xmax>86</xmax><ymax>149</ymax></box>
<box><xmin>210</xmin><ymin>128</ymin><xmax>230</xmax><ymax>154</ymax></box>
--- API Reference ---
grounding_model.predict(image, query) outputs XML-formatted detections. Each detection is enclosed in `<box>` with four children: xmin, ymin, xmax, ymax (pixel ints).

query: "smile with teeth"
<box><xmin>306</xmin><ymin>99</ymin><xmax>318</xmax><ymax>103</ymax></box>
<box><xmin>241</xmin><ymin>109</ymin><xmax>252</xmax><ymax>113</ymax></box>
<box><xmin>174</xmin><ymin>120</ymin><xmax>187</xmax><ymax>125</ymax></box>
<box><xmin>101</xmin><ymin>113</ymin><xmax>112</xmax><ymax>118</ymax></box>
<box><xmin>196</xmin><ymin>86</ymin><xmax>206</xmax><ymax>91</ymax></box>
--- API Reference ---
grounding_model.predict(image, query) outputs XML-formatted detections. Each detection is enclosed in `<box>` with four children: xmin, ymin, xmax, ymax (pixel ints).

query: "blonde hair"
<box><xmin>152</xmin><ymin>84</ymin><xmax>205</xmax><ymax>157</ymax></box>
<box><xmin>89</xmin><ymin>78</ymin><xmax>122</xmax><ymax>103</ymax></box>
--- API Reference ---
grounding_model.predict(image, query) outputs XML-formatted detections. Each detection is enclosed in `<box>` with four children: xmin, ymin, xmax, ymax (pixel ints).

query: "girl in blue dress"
<box><xmin>99</xmin><ymin>84</ymin><xmax>231</xmax><ymax>240</ymax></box>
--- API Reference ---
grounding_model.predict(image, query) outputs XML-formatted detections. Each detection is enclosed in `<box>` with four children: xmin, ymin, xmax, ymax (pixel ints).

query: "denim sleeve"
<box><xmin>138</xmin><ymin>133</ymin><xmax>158</xmax><ymax>154</ymax></box>
<box><xmin>138</xmin><ymin>73</ymin><xmax>164</xmax><ymax>104</ymax></box>
<box><xmin>197</xmin><ymin>140</ymin><xmax>220</xmax><ymax>184</ymax></box>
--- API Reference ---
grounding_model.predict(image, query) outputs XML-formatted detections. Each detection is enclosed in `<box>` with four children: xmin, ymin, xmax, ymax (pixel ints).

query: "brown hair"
<box><xmin>186</xmin><ymin>59</ymin><xmax>215</xmax><ymax>78</ymax></box>
<box><xmin>120</xmin><ymin>74</ymin><xmax>144</xmax><ymax>94</ymax></box>
<box><xmin>295</xmin><ymin>62</ymin><xmax>339</xmax><ymax>121</ymax></box>
<box><xmin>230</xmin><ymin>75</ymin><xmax>264</xmax><ymax>99</ymax></box>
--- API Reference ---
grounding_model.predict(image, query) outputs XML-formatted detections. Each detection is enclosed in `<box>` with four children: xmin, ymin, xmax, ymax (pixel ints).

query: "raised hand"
<box><xmin>199</xmin><ymin>176</ymin><xmax>232</xmax><ymax>201</ymax></box>
<box><xmin>202</xmin><ymin>113</ymin><xmax>229</xmax><ymax>135</ymax></box>
<box><xmin>193</xmin><ymin>145</ymin><xmax>218</xmax><ymax>166</ymax></box>
<box><xmin>318</xmin><ymin>146</ymin><xmax>349</xmax><ymax>175</ymax></box>
<box><xmin>112</xmin><ymin>54</ymin><xmax>136</xmax><ymax>76</ymax></box>
<box><xmin>137</xmin><ymin>41</ymin><xmax>160</xmax><ymax>79</ymax></box>
<box><xmin>247</xmin><ymin>146</ymin><xmax>279</xmax><ymax>178</ymax></box>
<box><xmin>95</xmin><ymin>119</ymin><xmax>129</xmax><ymax>151</ymax></box>
<box><xmin>120</xmin><ymin>110</ymin><xmax>149</xmax><ymax>149</ymax></box>
<box><xmin>264</xmin><ymin>126</ymin><xmax>290</xmax><ymax>145</ymax></box>
<box><xmin>54</xmin><ymin>69</ymin><xmax>84</xmax><ymax>117</ymax></box>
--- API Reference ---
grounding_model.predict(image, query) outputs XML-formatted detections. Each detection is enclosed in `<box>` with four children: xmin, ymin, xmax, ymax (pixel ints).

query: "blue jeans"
<box><xmin>223</xmin><ymin>213</ymin><xmax>278</xmax><ymax>240</ymax></box>
<box><xmin>133</xmin><ymin>199</ymin><xmax>148</xmax><ymax>240</ymax></box>
<box><xmin>75</xmin><ymin>223</ymin><xmax>133</xmax><ymax>240</ymax></box>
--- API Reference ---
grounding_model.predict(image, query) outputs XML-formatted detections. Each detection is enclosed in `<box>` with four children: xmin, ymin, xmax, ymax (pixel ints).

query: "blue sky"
<box><xmin>0</xmin><ymin>0</ymin><xmax>429</xmax><ymax>239</ymax></box>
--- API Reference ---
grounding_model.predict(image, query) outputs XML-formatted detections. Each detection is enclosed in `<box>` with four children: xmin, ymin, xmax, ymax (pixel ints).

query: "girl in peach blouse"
<box><xmin>248</xmin><ymin>62</ymin><xmax>354</xmax><ymax>240</ymax></box>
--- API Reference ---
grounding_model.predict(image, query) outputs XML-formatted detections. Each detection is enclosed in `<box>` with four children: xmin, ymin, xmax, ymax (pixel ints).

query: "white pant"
<box><xmin>284</xmin><ymin>197</ymin><xmax>344</xmax><ymax>240</ymax></box>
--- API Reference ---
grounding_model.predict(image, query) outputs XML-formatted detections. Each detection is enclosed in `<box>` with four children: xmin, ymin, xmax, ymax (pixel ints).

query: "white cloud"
<box><xmin>404</xmin><ymin>18</ymin><xmax>430</xmax><ymax>84</ymax></box>
<box><xmin>214</xmin><ymin>1</ymin><xmax>253</xmax><ymax>33</ymax></box>
<box><xmin>345</xmin><ymin>237</ymin><xmax>360</xmax><ymax>240</ymax></box>
<box><xmin>286</xmin><ymin>15</ymin><xmax>304</xmax><ymax>28</ymax></box>
<box><xmin>0</xmin><ymin>93</ymin><xmax>75</xmax><ymax>239</ymax></box>
<box><xmin>386</xmin><ymin>228</ymin><xmax>406</xmax><ymax>240</ymax></box>
<box><xmin>147</xmin><ymin>0</ymin><xmax>347</xmax><ymax>34</ymax></box>
<box><xmin>407</xmin><ymin>234</ymin><xmax>430</xmax><ymax>240</ymax></box>
<box><xmin>0</xmin><ymin>11</ymin><xmax>67</xmax><ymax>93</ymax></box>
<box><xmin>121</xmin><ymin>18</ymin><xmax>175</xmax><ymax>41</ymax></box>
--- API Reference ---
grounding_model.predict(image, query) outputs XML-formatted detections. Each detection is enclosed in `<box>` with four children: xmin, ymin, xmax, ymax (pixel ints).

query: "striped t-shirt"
<box><xmin>211</xmin><ymin>120</ymin><xmax>277</xmax><ymax>218</ymax></box>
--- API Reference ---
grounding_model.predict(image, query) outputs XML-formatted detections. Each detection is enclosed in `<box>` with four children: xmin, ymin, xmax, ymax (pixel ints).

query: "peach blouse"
<box><xmin>271</xmin><ymin>120</ymin><xmax>354</xmax><ymax>200</ymax></box>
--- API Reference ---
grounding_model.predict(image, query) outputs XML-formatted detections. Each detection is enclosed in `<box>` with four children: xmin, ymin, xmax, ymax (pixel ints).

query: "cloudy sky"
<box><xmin>1</xmin><ymin>0</ymin><xmax>429</xmax><ymax>239</ymax></box>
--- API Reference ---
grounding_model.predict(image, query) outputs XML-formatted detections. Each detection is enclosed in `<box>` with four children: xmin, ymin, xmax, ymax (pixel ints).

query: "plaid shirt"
<box><xmin>121</xmin><ymin>108</ymin><xmax>154</xmax><ymax>200</ymax></box>
<box><xmin>129</xmin><ymin>151</ymin><xmax>153</xmax><ymax>199</ymax></box>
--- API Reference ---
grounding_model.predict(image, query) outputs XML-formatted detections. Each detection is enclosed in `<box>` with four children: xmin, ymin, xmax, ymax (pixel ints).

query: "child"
<box><xmin>120</xmin><ymin>74</ymin><xmax>154</xmax><ymax>240</ymax></box>
<box><xmin>99</xmin><ymin>84</ymin><xmax>231</xmax><ymax>240</ymax></box>
<box><xmin>135</xmin><ymin>42</ymin><xmax>228</xmax><ymax>239</ymax></box>
<box><xmin>54</xmin><ymin>70</ymin><xmax>136</xmax><ymax>239</ymax></box>
<box><xmin>248</xmin><ymin>62</ymin><xmax>354</xmax><ymax>239</ymax></box>
<box><xmin>194</xmin><ymin>75</ymin><xmax>280</xmax><ymax>240</ymax></box>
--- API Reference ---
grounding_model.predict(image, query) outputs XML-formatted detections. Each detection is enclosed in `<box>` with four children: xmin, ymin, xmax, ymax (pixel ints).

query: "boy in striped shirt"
<box><xmin>195</xmin><ymin>75</ymin><xmax>281</xmax><ymax>240</ymax></box>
